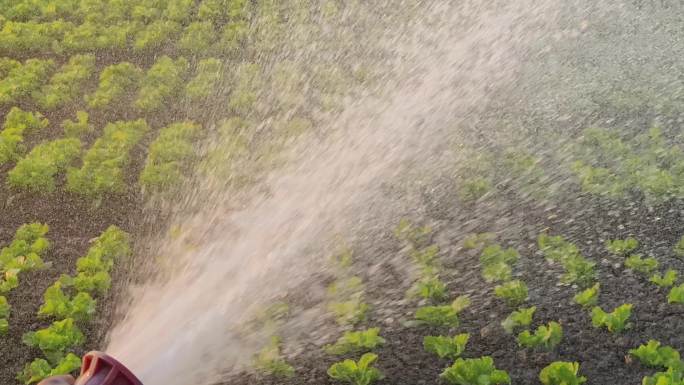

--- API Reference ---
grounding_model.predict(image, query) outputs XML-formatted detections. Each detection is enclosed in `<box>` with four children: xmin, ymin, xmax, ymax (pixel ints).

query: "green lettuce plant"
<box><xmin>0</xmin><ymin>295</ymin><xmax>9</xmax><ymax>334</ymax></box>
<box><xmin>441</xmin><ymin>357</ymin><xmax>511</xmax><ymax>385</ymax></box>
<box><xmin>85</xmin><ymin>62</ymin><xmax>141</xmax><ymax>109</ymax></box>
<box><xmin>0</xmin><ymin>58</ymin><xmax>54</xmax><ymax>105</ymax></box>
<box><xmin>414</xmin><ymin>296</ymin><xmax>470</xmax><ymax>327</ymax></box>
<box><xmin>573</xmin><ymin>283</ymin><xmax>599</xmax><ymax>308</ymax></box>
<box><xmin>186</xmin><ymin>58</ymin><xmax>223</xmax><ymax>101</ymax></box>
<box><xmin>0</xmin><ymin>107</ymin><xmax>49</xmax><ymax>165</ymax></box>
<box><xmin>0</xmin><ymin>222</ymin><xmax>49</xmax><ymax>273</ymax></box>
<box><xmin>494</xmin><ymin>280</ymin><xmax>528</xmax><ymax>307</ymax></box>
<box><xmin>327</xmin><ymin>353</ymin><xmax>384</xmax><ymax>385</ymax></box>
<box><xmin>325</xmin><ymin>328</ymin><xmax>385</xmax><ymax>355</ymax></box>
<box><xmin>18</xmin><ymin>354</ymin><xmax>81</xmax><ymax>385</ymax></box>
<box><xmin>463</xmin><ymin>233</ymin><xmax>495</xmax><ymax>250</ymax></box>
<box><xmin>591</xmin><ymin>304</ymin><xmax>632</xmax><ymax>333</ymax></box>
<box><xmin>605</xmin><ymin>237</ymin><xmax>639</xmax><ymax>256</ymax></box>
<box><xmin>501</xmin><ymin>306</ymin><xmax>536</xmax><ymax>334</ymax></box>
<box><xmin>625</xmin><ymin>254</ymin><xmax>658</xmax><ymax>275</ymax></box>
<box><xmin>139</xmin><ymin>121</ymin><xmax>201</xmax><ymax>192</ymax></box>
<box><xmin>37</xmin><ymin>282</ymin><xmax>96</xmax><ymax>321</ymax></box>
<box><xmin>560</xmin><ymin>255</ymin><xmax>597</xmax><ymax>288</ymax></box>
<box><xmin>409</xmin><ymin>274</ymin><xmax>448</xmax><ymax>302</ymax></box>
<box><xmin>517</xmin><ymin>321</ymin><xmax>563</xmax><ymax>350</ymax></box>
<box><xmin>668</xmin><ymin>284</ymin><xmax>684</xmax><ymax>304</ymax></box>
<box><xmin>423</xmin><ymin>333</ymin><xmax>469</xmax><ymax>360</ymax></box>
<box><xmin>253</xmin><ymin>336</ymin><xmax>294</xmax><ymax>378</ymax></box>
<box><xmin>674</xmin><ymin>235</ymin><xmax>684</xmax><ymax>258</ymax></box>
<box><xmin>135</xmin><ymin>56</ymin><xmax>189</xmax><ymax>112</ymax></box>
<box><xmin>62</xmin><ymin>111</ymin><xmax>92</xmax><ymax>138</ymax></box>
<box><xmin>651</xmin><ymin>270</ymin><xmax>678</xmax><ymax>288</ymax></box>
<box><xmin>642</xmin><ymin>368</ymin><xmax>684</xmax><ymax>385</ymax></box>
<box><xmin>539</xmin><ymin>362</ymin><xmax>587</xmax><ymax>385</ymax></box>
<box><xmin>7</xmin><ymin>138</ymin><xmax>81</xmax><ymax>193</ymax></box>
<box><xmin>33</xmin><ymin>54</ymin><xmax>95</xmax><ymax>109</ymax></box>
<box><xmin>629</xmin><ymin>340</ymin><xmax>682</xmax><ymax>369</ymax></box>
<box><xmin>22</xmin><ymin>318</ymin><xmax>84</xmax><ymax>363</ymax></box>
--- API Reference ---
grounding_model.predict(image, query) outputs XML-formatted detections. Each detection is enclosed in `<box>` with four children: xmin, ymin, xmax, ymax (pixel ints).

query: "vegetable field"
<box><xmin>1</xmin><ymin>1</ymin><xmax>683</xmax><ymax>385</ymax></box>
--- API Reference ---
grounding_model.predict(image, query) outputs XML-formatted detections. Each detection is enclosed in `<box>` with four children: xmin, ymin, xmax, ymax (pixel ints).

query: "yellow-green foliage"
<box><xmin>0</xmin><ymin>107</ymin><xmax>49</xmax><ymax>164</ymax></box>
<box><xmin>86</xmin><ymin>62</ymin><xmax>142</xmax><ymax>109</ymax></box>
<box><xmin>66</xmin><ymin>119</ymin><xmax>149</xmax><ymax>199</ymax></box>
<box><xmin>133</xmin><ymin>20</ymin><xmax>181</xmax><ymax>52</ymax></box>
<box><xmin>178</xmin><ymin>21</ymin><xmax>216</xmax><ymax>54</ymax></box>
<box><xmin>33</xmin><ymin>54</ymin><xmax>95</xmax><ymax>109</ymax></box>
<box><xmin>0</xmin><ymin>223</ymin><xmax>50</xmax><ymax>297</ymax></box>
<box><xmin>61</xmin><ymin>111</ymin><xmax>93</xmax><ymax>138</ymax></box>
<box><xmin>67</xmin><ymin>226</ymin><xmax>130</xmax><ymax>296</ymax></box>
<box><xmin>140</xmin><ymin>121</ymin><xmax>202</xmax><ymax>192</ymax></box>
<box><xmin>135</xmin><ymin>56</ymin><xmax>189</xmax><ymax>112</ymax></box>
<box><xmin>229</xmin><ymin>62</ymin><xmax>262</xmax><ymax>114</ymax></box>
<box><xmin>186</xmin><ymin>58</ymin><xmax>223</xmax><ymax>101</ymax></box>
<box><xmin>8</xmin><ymin>138</ymin><xmax>81</xmax><ymax>192</ymax></box>
<box><xmin>0</xmin><ymin>58</ymin><xmax>54</xmax><ymax>104</ymax></box>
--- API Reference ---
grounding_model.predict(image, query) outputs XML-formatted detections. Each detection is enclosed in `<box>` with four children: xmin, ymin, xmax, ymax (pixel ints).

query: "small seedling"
<box><xmin>327</xmin><ymin>353</ymin><xmax>384</xmax><ymax>385</ymax></box>
<box><xmin>668</xmin><ymin>284</ymin><xmax>684</xmax><ymax>304</ymax></box>
<box><xmin>560</xmin><ymin>255</ymin><xmax>597</xmax><ymax>288</ymax></box>
<box><xmin>394</xmin><ymin>219</ymin><xmax>431</xmax><ymax>248</ymax></box>
<box><xmin>501</xmin><ymin>306</ymin><xmax>536</xmax><ymax>334</ymax></box>
<box><xmin>573</xmin><ymin>283</ymin><xmax>599</xmax><ymax>308</ymax></box>
<box><xmin>673</xmin><ymin>235</ymin><xmax>684</xmax><ymax>258</ymax></box>
<box><xmin>629</xmin><ymin>340</ymin><xmax>682</xmax><ymax>369</ymax></box>
<box><xmin>441</xmin><ymin>356</ymin><xmax>511</xmax><ymax>385</ymax></box>
<box><xmin>253</xmin><ymin>336</ymin><xmax>295</xmax><ymax>378</ymax></box>
<box><xmin>409</xmin><ymin>274</ymin><xmax>448</xmax><ymax>302</ymax></box>
<box><xmin>605</xmin><ymin>237</ymin><xmax>639</xmax><ymax>256</ymax></box>
<box><xmin>625</xmin><ymin>254</ymin><xmax>658</xmax><ymax>275</ymax></box>
<box><xmin>325</xmin><ymin>328</ymin><xmax>386</xmax><ymax>355</ymax></box>
<box><xmin>463</xmin><ymin>233</ymin><xmax>495</xmax><ymax>250</ymax></box>
<box><xmin>414</xmin><ymin>296</ymin><xmax>469</xmax><ymax>327</ymax></box>
<box><xmin>591</xmin><ymin>304</ymin><xmax>632</xmax><ymax>333</ymax></box>
<box><xmin>494</xmin><ymin>280</ymin><xmax>528</xmax><ymax>307</ymax></box>
<box><xmin>651</xmin><ymin>270</ymin><xmax>678</xmax><ymax>288</ymax></box>
<box><xmin>517</xmin><ymin>321</ymin><xmax>563</xmax><ymax>350</ymax></box>
<box><xmin>539</xmin><ymin>361</ymin><xmax>587</xmax><ymax>385</ymax></box>
<box><xmin>423</xmin><ymin>333</ymin><xmax>469</xmax><ymax>360</ymax></box>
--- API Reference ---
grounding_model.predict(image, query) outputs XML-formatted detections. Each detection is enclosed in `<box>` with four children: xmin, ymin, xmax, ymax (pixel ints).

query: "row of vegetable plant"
<box><xmin>19</xmin><ymin>226</ymin><xmax>130</xmax><ymax>384</ymax></box>
<box><xmin>0</xmin><ymin>223</ymin><xmax>50</xmax><ymax>336</ymax></box>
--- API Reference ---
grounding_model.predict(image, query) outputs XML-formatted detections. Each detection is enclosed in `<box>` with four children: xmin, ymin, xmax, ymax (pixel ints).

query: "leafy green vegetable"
<box><xmin>22</xmin><ymin>318</ymin><xmax>84</xmax><ymax>363</ymax></box>
<box><xmin>185</xmin><ymin>58</ymin><xmax>223</xmax><ymax>101</ymax></box>
<box><xmin>675</xmin><ymin>235</ymin><xmax>684</xmax><ymax>258</ymax></box>
<box><xmin>441</xmin><ymin>356</ymin><xmax>511</xmax><ymax>385</ymax></box>
<box><xmin>327</xmin><ymin>276</ymin><xmax>369</xmax><ymax>325</ymax></box>
<box><xmin>139</xmin><ymin>121</ymin><xmax>202</xmax><ymax>192</ymax></box>
<box><xmin>0</xmin><ymin>107</ymin><xmax>49</xmax><ymax>165</ymax></box>
<box><xmin>539</xmin><ymin>361</ymin><xmax>587</xmax><ymax>385</ymax></box>
<box><xmin>458</xmin><ymin>177</ymin><xmax>492</xmax><ymax>202</ymax></box>
<box><xmin>85</xmin><ymin>62</ymin><xmax>141</xmax><ymax>109</ymax></box>
<box><xmin>409</xmin><ymin>274</ymin><xmax>448</xmax><ymax>302</ymax></box>
<box><xmin>480</xmin><ymin>245</ymin><xmax>519</xmax><ymax>266</ymax></box>
<box><xmin>62</xmin><ymin>111</ymin><xmax>92</xmax><ymax>138</ymax></box>
<box><xmin>0</xmin><ymin>295</ymin><xmax>9</xmax><ymax>335</ymax></box>
<box><xmin>415</xmin><ymin>305</ymin><xmax>460</xmax><ymax>327</ymax></box>
<box><xmin>135</xmin><ymin>56</ymin><xmax>189</xmax><ymax>112</ymax></box>
<box><xmin>463</xmin><ymin>233</ymin><xmax>495</xmax><ymax>250</ymax></box>
<box><xmin>325</xmin><ymin>328</ymin><xmax>385</xmax><ymax>355</ymax></box>
<box><xmin>0</xmin><ymin>222</ymin><xmax>49</xmax><ymax>273</ymax></box>
<box><xmin>253</xmin><ymin>336</ymin><xmax>294</xmax><ymax>378</ymax></box>
<box><xmin>327</xmin><ymin>353</ymin><xmax>384</xmax><ymax>385</ymax></box>
<box><xmin>651</xmin><ymin>270</ymin><xmax>678</xmax><ymax>288</ymax></box>
<box><xmin>642</xmin><ymin>368</ymin><xmax>684</xmax><ymax>385</ymax></box>
<box><xmin>494</xmin><ymin>280</ymin><xmax>528</xmax><ymax>307</ymax></box>
<box><xmin>33</xmin><ymin>54</ymin><xmax>95</xmax><ymax>109</ymax></box>
<box><xmin>482</xmin><ymin>262</ymin><xmax>512</xmax><ymax>283</ymax></box>
<box><xmin>501</xmin><ymin>306</ymin><xmax>536</xmax><ymax>334</ymax></box>
<box><xmin>591</xmin><ymin>304</ymin><xmax>632</xmax><ymax>333</ymax></box>
<box><xmin>17</xmin><ymin>358</ymin><xmax>51</xmax><ymax>385</ymax></box>
<box><xmin>573</xmin><ymin>283</ymin><xmax>600</xmax><ymax>308</ymax></box>
<box><xmin>517</xmin><ymin>321</ymin><xmax>563</xmax><ymax>350</ymax></box>
<box><xmin>625</xmin><ymin>254</ymin><xmax>658</xmax><ymax>275</ymax></box>
<box><xmin>629</xmin><ymin>340</ymin><xmax>683</xmax><ymax>369</ymax></box>
<box><xmin>423</xmin><ymin>333</ymin><xmax>469</xmax><ymax>360</ymax></box>
<box><xmin>668</xmin><ymin>284</ymin><xmax>684</xmax><ymax>304</ymax></box>
<box><xmin>605</xmin><ymin>237</ymin><xmax>639</xmax><ymax>256</ymax></box>
<box><xmin>38</xmin><ymin>282</ymin><xmax>96</xmax><ymax>321</ymax></box>
<box><xmin>67</xmin><ymin>119</ymin><xmax>149</xmax><ymax>199</ymax></box>
<box><xmin>7</xmin><ymin>138</ymin><xmax>81</xmax><ymax>193</ymax></box>
<box><xmin>560</xmin><ymin>255</ymin><xmax>597</xmax><ymax>288</ymax></box>
<box><xmin>410</xmin><ymin>245</ymin><xmax>440</xmax><ymax>266</ymax></box>
<box><xmin>538</xmin><ymin>234</ymin><xmax>580</xmax><ymax>262</ymax></box>
<box><xmin>0</xmin><ymin>58</ymin><xmax>54</xmax><ymax>105</ymax></box>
